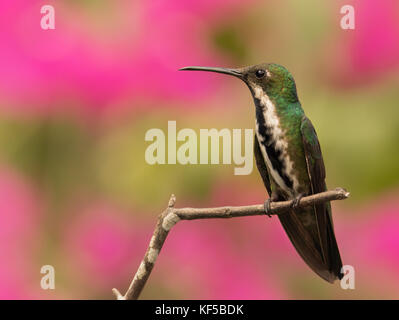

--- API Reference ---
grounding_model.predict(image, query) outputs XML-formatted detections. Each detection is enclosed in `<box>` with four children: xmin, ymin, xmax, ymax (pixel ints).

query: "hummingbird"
<box><xmin>180</xmin><ymin>63</ymin><xmax>343</xmax><ymax>283</ymax></box>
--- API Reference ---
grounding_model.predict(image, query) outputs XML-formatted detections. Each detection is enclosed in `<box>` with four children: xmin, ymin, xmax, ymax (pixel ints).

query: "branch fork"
<box><xmin>112</xmin><ymin>187</ymin><xmax>350</xmax><ymax>300</ymax></box>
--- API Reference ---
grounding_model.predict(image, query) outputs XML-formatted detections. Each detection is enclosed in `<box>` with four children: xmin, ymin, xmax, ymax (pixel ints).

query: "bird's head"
<box><xmin>180</xmin><ymin>63</ymin><xmax>299</xmax><ymax>104</ymax></box>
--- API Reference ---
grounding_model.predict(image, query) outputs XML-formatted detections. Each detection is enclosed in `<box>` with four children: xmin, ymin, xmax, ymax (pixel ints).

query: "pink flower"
<box><xmin>0</xmin><ymin>167</ymin><xmax>42</xmax><ymax>299</ymax></box>
<box><xmin>63</xmin><ymin>201</ymin><xmax>150</xmax><ymax>290</ymax></box>
<box><xmin>350</xmin><ymin>0</ymin><xmax>399</xmax><ymax>75</ymax></box>
<box><xmin>159</xmin><ymin>220</ymin><xmax>285</xmax><ymax>299</ymax></box>
<box><xmin>329</xmin><ymin>0</ymin><xmax>399</xmax><ymax>85</ymax></box>
<box><xmin>143</xmin><ymin>0</ymin><xmax>256</xmax><ymax>22</ymax></box>
<box><xmin>0</xmin><ymin>1</ymin><xmax>256</xmax><ymax>118</ymax></box>
<box><xmin>336</xmin><ymin>193</ymin><xmax>399</xmax><ymax>296</ymax></box>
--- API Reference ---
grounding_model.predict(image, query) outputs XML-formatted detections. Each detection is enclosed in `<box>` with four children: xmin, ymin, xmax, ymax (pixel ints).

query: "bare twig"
<box><xmin>112</xmin><ymin>187</ymin><xmax>350</xmax><ymax>300</ymax></box>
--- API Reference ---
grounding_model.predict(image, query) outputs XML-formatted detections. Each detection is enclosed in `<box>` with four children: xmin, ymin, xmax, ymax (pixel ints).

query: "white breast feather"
<box><xmin>253</xmin><ymin>85</ymin><xmax>300</xmax><ymax>194</ymax></box>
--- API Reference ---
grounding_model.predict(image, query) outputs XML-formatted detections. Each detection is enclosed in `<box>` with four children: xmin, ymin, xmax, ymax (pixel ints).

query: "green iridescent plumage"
<box><xmin>180</xmin><ymin>63</ymin><xmax>343</xmax><ymax>283</ymax></box>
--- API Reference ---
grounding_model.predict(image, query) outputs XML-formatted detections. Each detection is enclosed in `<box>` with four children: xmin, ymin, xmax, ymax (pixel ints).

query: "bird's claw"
<box><xmin>264</xmin><ymin>199</ymin><xmax>273</xmax><ymax>218</ymax></box>
<box><xmin>290</xmin><ymin>194</ymin><xmax>304</xmax><ymax>211</ymax></box>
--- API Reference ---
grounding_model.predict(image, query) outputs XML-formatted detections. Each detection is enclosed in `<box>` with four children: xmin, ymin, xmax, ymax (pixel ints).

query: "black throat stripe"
<box><xmin>254</xmin><ymin>97</ymin><xmax>293</xmax><ymax>190</ymax></box>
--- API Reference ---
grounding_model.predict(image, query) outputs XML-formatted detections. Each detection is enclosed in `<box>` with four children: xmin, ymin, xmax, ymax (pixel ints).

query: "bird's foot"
<box><xmin>264</xmin><ymin>199</ymin><xmax>274</xmax><ymax>218</ymax></box>
<box><xmin>290</xmin><ymin>194</ymin><xmax>304</xmax><ymax>211</ymax></box>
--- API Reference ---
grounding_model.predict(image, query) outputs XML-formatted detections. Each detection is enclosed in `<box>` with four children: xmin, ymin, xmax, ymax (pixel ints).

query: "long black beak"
<box><xmin>179</xmin><ymin>66</ymin><xmax>243</xmax><ymax>79</ymax></box>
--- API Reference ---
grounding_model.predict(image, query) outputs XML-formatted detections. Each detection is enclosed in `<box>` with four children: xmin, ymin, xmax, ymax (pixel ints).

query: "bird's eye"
<box><xmin>255</xmin><ymin>69</ymin><xmax>266</xmax><ymax>79</ymax></box>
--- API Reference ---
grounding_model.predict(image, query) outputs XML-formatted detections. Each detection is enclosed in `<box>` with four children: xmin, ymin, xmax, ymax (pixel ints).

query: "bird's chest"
<box><xmin>254</xmin><ymin>96</ymin><xmax>301</xmax><ymax>196</ymax></box>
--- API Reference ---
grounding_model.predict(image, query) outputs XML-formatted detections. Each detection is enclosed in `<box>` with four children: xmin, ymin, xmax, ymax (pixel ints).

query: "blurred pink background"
<box><xmin>0</xmin><ymin>0</ymin><xmax>398</xmax><ymax>299</ymax></box>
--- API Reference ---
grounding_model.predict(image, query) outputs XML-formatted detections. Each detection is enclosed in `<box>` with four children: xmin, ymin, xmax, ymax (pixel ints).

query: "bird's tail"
<box><xmin>278</xmin><ymin>205</ymin><xmax>343</xmax><ymax>283</ymax></box>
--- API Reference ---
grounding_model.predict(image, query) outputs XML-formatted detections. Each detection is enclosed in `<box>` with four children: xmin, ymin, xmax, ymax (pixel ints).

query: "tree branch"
<box><xmin>112</xmin><ymin>187</ymin><xmax>350</xmax><ymax>300</ymax></box>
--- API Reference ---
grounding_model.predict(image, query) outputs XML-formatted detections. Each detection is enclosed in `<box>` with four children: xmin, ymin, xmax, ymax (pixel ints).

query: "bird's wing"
<box><xmin>255</xmin><ymin>132</ymin><xmax>333</xmax><ymax>282</ymax></box>
<box><xmin>255</xmin><ymin>130</ymin><xmax>338</xmax><ymax>282</ymax></box>
<box><xmin>254</xmin><ymin>134</ymin><xmax>272</xmax><ymax>196</ymax></box>
<box><xmin>300</xmin><ymin>116</ymin><xmax>343</xmax><ymax>279</ymax></box>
